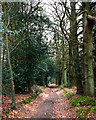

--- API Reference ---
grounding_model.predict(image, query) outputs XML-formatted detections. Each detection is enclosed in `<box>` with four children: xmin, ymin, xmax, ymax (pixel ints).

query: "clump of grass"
<box><xmin>59</xmin><ymin>85</ymin><xmax>64</xmax><ymax>90</ymax></box>
<box><xmin>43</xmin><ymin>86</ymin><xmax>47</xmax><ymax>89</ymax></box>
<box><xmin>63</xmin><ymin>89</ymin><xmax>67</xmax><ymax>94</ymax></box>
<box><xmin>63</xmin><ymin>88</ymin><xmax>74</xmax><ymax>100</ymax></box>
<box><xmin>70</xmin><ymin>96</ymin><xmax>96</xmax><ymax>108</ymax></box>
<box><xmin>66</xmin><ymin>93</ymin><xmax>73</xmax><ymax>100</ymax></box>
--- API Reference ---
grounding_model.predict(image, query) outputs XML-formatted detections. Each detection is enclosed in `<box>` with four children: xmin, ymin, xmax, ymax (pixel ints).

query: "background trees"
<box><xmin>48</xmin><ymin>0</ymin><xmax>96</xmax><ymax>96</ymax></box>
<box><xmin>2</xmin><ymin>1</ymin><xmax>55</xmax><ymax>96</ymax></box>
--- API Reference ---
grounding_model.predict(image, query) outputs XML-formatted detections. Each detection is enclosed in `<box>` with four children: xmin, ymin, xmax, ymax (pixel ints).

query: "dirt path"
<box><xmin>3</xmin><ymin>87</ymin><xmax>96</xmax><ymax>119</ymax></box>
<box><xmin>23</xmin><ymin>87</ymin><xmax>78</xmax><ymax>118</ymax></box>
<box><xmin>3</xmin><ymin>87</ymin><xmax>79</xmax><ymax>119</ymax></box>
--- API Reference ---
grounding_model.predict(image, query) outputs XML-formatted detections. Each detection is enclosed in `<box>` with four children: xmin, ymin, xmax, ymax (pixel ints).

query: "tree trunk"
<box><xmin>69</xmin><ymin>2</ymin><xmax>83</xmax><ymax>93</ymax></box>
<box><xmin>3</xmin><ymin>3</ymin><xmax>16</xmax><ymax>108</ymax></box>
<box><xmin>0</xmin><ymin>2</ymin><xmax>2</xmax><ymax>117</ymax></box>
<box><xmin>69</xmin><ymin>2</ymin><xmax>76</xmax><ymax>88</ymax></box>
<box><xmin>61</xmin><ymin>50</ymin><xmax>67</xmax><ymax>85</ymax></box>
<box><xmin>83</xmin><ymin>2</ymin><xmax>95</xmax><ymax>96</ymax></box>
<box><xmin>61</xmin><ymin>35</ymin><xmax>67</xmax><ymax>85</ymax></box>
<box><xmin>75</xmin><ymin>44</ymin><xmax>83</xmax><ymax>94</ymax></box>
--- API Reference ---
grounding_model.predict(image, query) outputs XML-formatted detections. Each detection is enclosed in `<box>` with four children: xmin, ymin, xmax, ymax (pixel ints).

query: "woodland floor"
<box><xmin>2</xmin><ymin>86</ymin><xmax>96</xmax><ymax>119</ymax></box>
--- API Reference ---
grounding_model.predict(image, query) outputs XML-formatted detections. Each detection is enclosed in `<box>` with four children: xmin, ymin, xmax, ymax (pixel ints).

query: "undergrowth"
<box><xmin>3</xmin><ymin>89</ymin><xmax>43</xmax><ymax>116</ymax></box>
<box><xmin>62</xmin><ymin>87</ymin><xmax>96</xmax><ymax>119</ymax></box>
<box><xmin>19</xmin><ymin>94</ymin><xmax>37</xmax><ymax>105</ymax></box>
<box><xmin>70</xmin><ymin>96</ymin><xmax>96</xmax><ymax>118</ymax></box>
<box><xmin>70</xmin><ymin>96</ymin><xmax>96</xmax><ymax>107</ymax></box>
<box><xmin>64</xmin><ymin>89</ymin><xmax>74</xmax><ymax>100</ymax></box>
<box><xmin>76</xmin><ymin>106</ymin><xmax>96</xmax><ymax>119</ymax></box>
<box><xmin>19</xmin><ymin>89</ymin><xmax>43</xmax><ymax>105</ymax></box>
<box><xmin>43</xmin><ymin>85</ymin><xmax>47</xmax><ymax>89</ymax></box>
<box><xmin>3</xmin><ymin>108</ymin><xmax>10</xmax><ymax>116</ymax></box>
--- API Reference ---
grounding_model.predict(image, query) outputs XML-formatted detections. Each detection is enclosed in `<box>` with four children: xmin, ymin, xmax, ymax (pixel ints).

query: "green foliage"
<box><xmin>76</xmin><ymin>106</ymin><xmax>96</xmax><ymax>119</ymax></box>
<box><xmin>2</xmin><ymin>2</ymin><xmax>55</xmax><ymax>94</ymax></box>
<box><xmin>59</xmin><ymin>85</ymin><xmax>64</xmax><ymax>90</ymax></box>
<box><xmin>63</xmin><ymin>89</ymin><xmax>73</xmax><ymax>100</ymax></box>
<box><xmin>90</xmin><ymin>106</ymin><xmax>96</xmax><ymax>113</ymax></box>
<box><xmin>19</xmin><ymin>94</ymin><xmax>37</xmax><ymax>105</ymax></box>
<box><xmin>3</xmin><ymin>108</ymin><xmax>10</xmax><ymax>116</ymax></box>
<box><xmin>63</xmin><ymin>89</ymin><xmax>67</xmax><ymax>94</ymax></box>
<box><xmin>59</xmin><ymin>84</ymin><xmax>70</xmax><ymax>90</ymax></box>
<box><xmin>19</xmin><ymin>88</ymin><xmax>43</xmax><ymax>105</ymax></box>
<box><xmin>70</xmin><ymin>96</ymin><xmax>96</xmax><ymax>107</ymax></box>
<box><xmin>66</xmin><ymin>93</ymin><xmax>73</xmax><ymax>100</ymax></box>
<box><xmin>43</xmin><ymin>86</ymin><xmax>47</xmax><ymax>89</ymax></box>
<box><xmin>76</xmin><ymin>108</ymin><xmax>89</xmax><ymax>118</ymax></box>
<box><xmin>38</xmin><ymin>89</ymin><xmax>43</xmax><ymax>94</ymax></box>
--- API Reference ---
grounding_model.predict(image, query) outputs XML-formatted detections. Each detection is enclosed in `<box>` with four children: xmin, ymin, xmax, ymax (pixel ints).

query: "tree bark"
<box><xmin>83</xmin><ymin>2</ymin><xmax>95</xmax><ymax>96</ymax></box>
<box><xmin>69</xmin><ymin>2</ymin><xmax>76</xmax><ymax>88</ymax></box>
<box><xmin>0</xmin><ymin>2</ymin><xmax>2</xmax><ymax>118</ymax></box>
<box><xmin>61</xmin><ymin>36</ymin><xmax>67</xmax><ymax>85</ymax></box>
<box><xmin>3</xmin><ymin>3</ymin><xmax>16</xmax><ymax>108</ymax></box>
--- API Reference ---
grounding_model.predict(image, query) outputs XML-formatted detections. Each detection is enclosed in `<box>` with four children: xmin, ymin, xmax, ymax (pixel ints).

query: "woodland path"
<box><xmin>23</xmin><ymin>87</ymin><xmax>78</xmax><ymax>118</ymax></box>
<box><xmin>3</xmin><ymin>87</ymin><xmax>79</xmax><ymax>119</ymax></box>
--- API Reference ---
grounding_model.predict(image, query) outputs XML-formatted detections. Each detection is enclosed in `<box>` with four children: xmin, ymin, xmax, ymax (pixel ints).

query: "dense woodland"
<box><xmin>0</xmin><ymin>0</ymin><xmax>96</xmax><ymax>119</ymax></box>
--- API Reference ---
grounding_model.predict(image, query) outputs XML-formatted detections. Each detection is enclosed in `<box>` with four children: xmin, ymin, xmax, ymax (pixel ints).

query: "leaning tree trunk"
<box><xmin>3</xmin><ymin>3</ymin><xmax>16</xmax><ymax>108</ymax></box>
<box><xmin>83</xmin><ymin>2</ymin><xmax>95</xmax><ymax>96</ymax></box>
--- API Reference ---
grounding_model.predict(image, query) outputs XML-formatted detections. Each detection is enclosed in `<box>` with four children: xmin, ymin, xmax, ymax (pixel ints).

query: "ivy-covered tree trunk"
<box><xmin>83</xmin><ymin>2</ymin><xmax>95</xmax><ymax>96</ymax></box>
